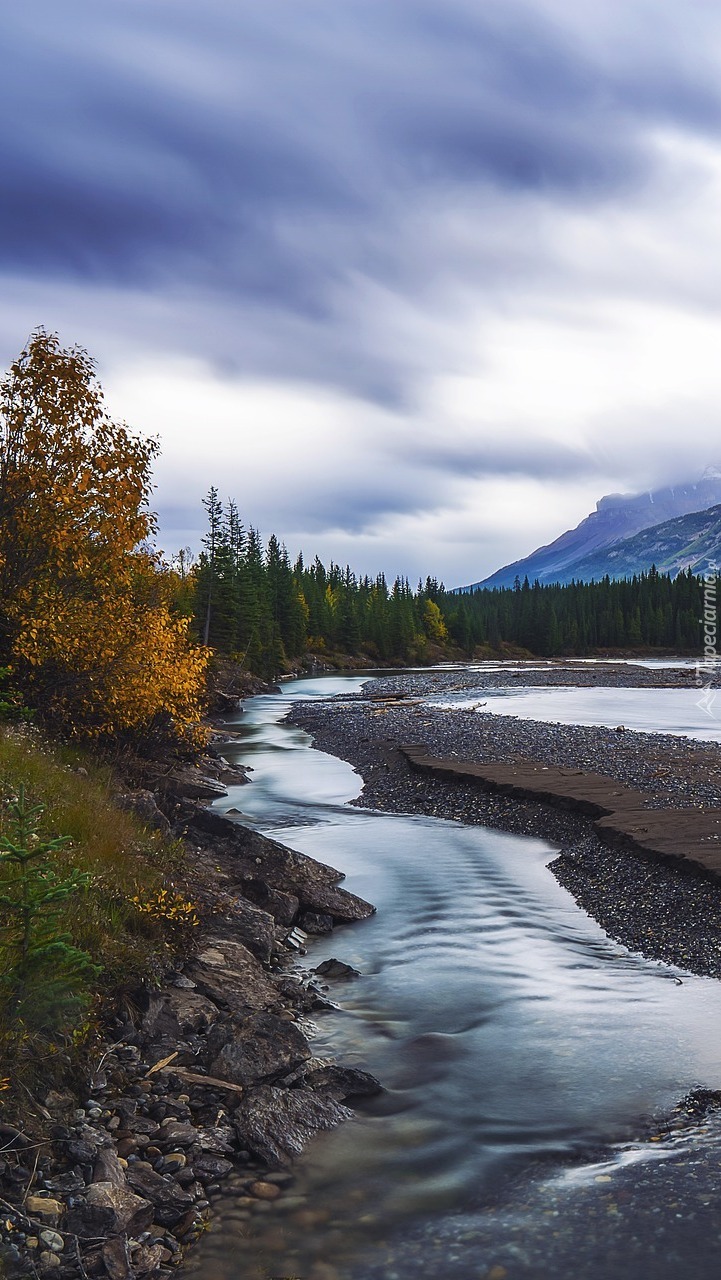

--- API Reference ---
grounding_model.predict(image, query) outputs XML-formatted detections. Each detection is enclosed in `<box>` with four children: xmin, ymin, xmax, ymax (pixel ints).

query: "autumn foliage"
<box><xmin>0</xmin><ymin>331</ymin><xmax>207</xmax><ymax>748</ymax></box>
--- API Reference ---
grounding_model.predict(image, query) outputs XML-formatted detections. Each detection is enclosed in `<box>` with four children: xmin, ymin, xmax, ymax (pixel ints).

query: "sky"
<box><xmin>3</xmin><ymin>0</ymin><xmax>721</xmax><ymax>586</ymax></box>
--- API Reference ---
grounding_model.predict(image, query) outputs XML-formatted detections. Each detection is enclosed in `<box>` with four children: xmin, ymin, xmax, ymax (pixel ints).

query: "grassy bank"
<box><xmin>0</xmin><ymin>722</ymin><xmax>192</xmax><ymax>1117</ymax></box>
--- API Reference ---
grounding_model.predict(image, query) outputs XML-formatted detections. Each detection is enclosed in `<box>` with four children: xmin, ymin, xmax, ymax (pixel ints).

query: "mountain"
<box><xmin>560</xmin><ymin>503</ymin><xmax>721</xmax><ymax>583</ymax></box>
<box><xmin>459</xmin><ymin>469</ymin><xmax>721</xmax><ymax>590</ymax></box>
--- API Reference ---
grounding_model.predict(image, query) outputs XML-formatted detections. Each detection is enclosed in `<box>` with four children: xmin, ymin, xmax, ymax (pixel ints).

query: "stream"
<box><xmin>184</xmin><ymin>673</ymin><xmax>721</xmax><ymax>1279</ymax></box>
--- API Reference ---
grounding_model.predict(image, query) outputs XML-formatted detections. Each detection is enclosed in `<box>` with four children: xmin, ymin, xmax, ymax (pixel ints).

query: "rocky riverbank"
<box><xmin>290</xmin><ymin>665</ymin><xmax>721</xmax><ymax>978</ymax></box>
<box><xmin>0</xmin><ymin>747</ymin><xmax>379</xmax><ymax>1280</ymax></box>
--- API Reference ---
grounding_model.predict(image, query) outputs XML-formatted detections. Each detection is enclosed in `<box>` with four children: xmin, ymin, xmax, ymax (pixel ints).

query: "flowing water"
<box><xmin>185</xmin><ymin>674</ymin><xmax>721</xmax><ymax>1279</ymax></box>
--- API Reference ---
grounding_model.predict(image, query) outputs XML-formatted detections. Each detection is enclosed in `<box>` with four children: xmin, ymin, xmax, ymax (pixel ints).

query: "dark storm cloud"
<box><xmin>4</xmin><ymin>1</ymin><xmax>720</xmax><ymax>312</ymax></box>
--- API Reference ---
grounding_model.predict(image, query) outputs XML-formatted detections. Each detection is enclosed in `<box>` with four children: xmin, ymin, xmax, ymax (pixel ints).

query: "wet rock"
<box><xmin>207</xmin><ymin>1010</ymin><xmax>311</xmax><ymax>1086</ymax></box>
<box><xmin>314</xmin><ymin>958</ymin><xmax>362</xmax><ymax>981</ymax></box>
<box><xmin>300</xmin><ymin>911</ymin><xmax>334</xmax><ymax>934</ymax></box>
<box><xmin>155</xmin><ymin>1120</ymin><xmax>198</xmax><ymax>1149</ymax></box>
<box><xmin>38</xmin><ymin>1231</ymin><xmax>64</xmax><ymax>1254</ymax></box>
<box><xmin>249</xmin><ymin>1180</ymin><xmax>281</xmax><ymax>1200</ymax></box>
<box><xmin>160</xmin><ymin>767</ymin><xmax>229</xmax><ymax>802</ymax></box>
<box><xmin>142</xmin><ymin>989</ymin><xmax>221</xmax><ymax>1040</ymax></box>
<box><xmin>234</xmin><ymin>1085</ymin><xmax>352</xmax><ymax>1166</ymax></box>
<box><xmin>301</xmin><ymin>1063</ymin><xmax>383</xmax><ymax>1099</ymax></box>
<box><xmin>131</xmin><ymin>1242</ymin><xmax>165</xmax><ymax>1276</ymax></box>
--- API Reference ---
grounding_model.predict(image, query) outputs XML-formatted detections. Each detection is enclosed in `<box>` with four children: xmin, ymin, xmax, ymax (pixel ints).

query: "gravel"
<box><xmin>290</xmin><ymin>665</ymin><xmax>721</xmax><ymax>979</ymax></box>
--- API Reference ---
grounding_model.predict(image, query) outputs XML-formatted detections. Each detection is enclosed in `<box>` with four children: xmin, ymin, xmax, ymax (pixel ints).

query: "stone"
<box><xmin>187</xmin><ymin>939</ymin><xmax>281</xmax><ymax>1015</ymax></box>
<box><xmin>299</xmin><ymin>912</ymin><xmax>334</xmax><ymax>935</ymax></box>
<box><xmin>93</xmin><ymin>1147</ymin><xmax>127</xmax><ymax>1188</ymax></box>
<box><xmin>207</xmin><ymin>1010</ymin><xmax>311</xmax><ymax>1087</ymax></box>
<box><xmin>302</xmin><ymin>1064</ymin><xmax>383</xmax><ymax>1100</ymax></box>
<box><xmin>249</xmin><ymin>1180</ymin><xmax>281</xmax><ymax>1201</ymax></box>
<box><xmin>125</xmin><ymin>1162</ymin><xmax>193</xmax><ymax>1227</ymax></box>
<box><xmin>234</xmin><ymin>1085</ymin><xmax>351</xmax><ymax>1167</ymax></box>
<box><xmin>102</xmin><ymin>1238</ymin><xmax>133</xmax><ymax>1280</ymax></box>
<box><xmin>79</xmin><ymin>1182</ymin><xmax>155</xmax><ymax>1235</ymax></box>
<box><xmin>313</xmin><ymin>958</ymin><xmax>361</xmax><ymax>981</ymax></box>
<box><xmin>192</xmin><ymin>1153</ymin><xmax>234</xmax><ymax>1183</ymax></box>
<box><xmin>240</xmin><ymin>882</ymin><xmax>300</xmax><ymax>926</ymax></box>
<box><xmin>38</xmin><ymin>1230</ymin><xmax>64</xmax><ymax>1253</ymax></box>
<box><xmin>142</xmin><ymin>989</ymin><xmax>220</xmax><ymax>1040</ymax></box>
<box><xmin>224</xmin><ymin>897</ymin><xmax>276</xmax><ymax>961</ymax></box>
<box><xmin>115</xmin><ymin>789</ymin><xmax>171</xmax><ymax>834</ymax></box>
<box><xmin>25</xmin><ymin>1196</ymin><xmax>63</xmax><ymax>1224</ymax></box>
<box><xmin>156</xmin><ymin>1120</ymin><xmax>197</xmax><ymax>1148</ymax></box>
<box><xmin>162</xmin><ymin>1152</ymin><xmax>186</xmax><ymax>1170</ymax></box>
<box><xmin>132</xmin><ymin>1243</ymin><xmax>165</xmax><ymax>1277</ymax></box>
<box><xmin>38</xmin><ymin>1252</ymin><xmax>61</xmax><ymax>1271</ymax></box>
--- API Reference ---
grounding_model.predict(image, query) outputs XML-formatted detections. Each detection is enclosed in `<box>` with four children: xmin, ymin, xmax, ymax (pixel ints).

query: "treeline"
<box><xmin>193</xmin><ymin>493</ymin><xmax>709</xmax><ymax>672</ymax></box>
<box><xmin>439</xmin><ymin>569</ymin><xmax>705</xmax><ymax>654</ymax></box>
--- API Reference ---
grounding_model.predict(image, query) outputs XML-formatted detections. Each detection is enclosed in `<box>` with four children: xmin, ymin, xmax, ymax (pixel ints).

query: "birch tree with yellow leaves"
<box><xmin>0</xmin><ymin>330</ymin><xmax>207</xmax><ymax>749</ymax></box>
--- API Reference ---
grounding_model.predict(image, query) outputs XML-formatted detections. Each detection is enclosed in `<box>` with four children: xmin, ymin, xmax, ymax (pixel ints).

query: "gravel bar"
<box><xmin>289</xmin><ymin>666</ymin><xmax>721</xmax><ymax>979</ymax></box>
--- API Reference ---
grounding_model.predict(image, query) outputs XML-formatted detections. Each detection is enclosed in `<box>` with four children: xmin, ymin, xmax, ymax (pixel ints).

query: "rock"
<box><xmin>162</xmin><ymin>1151</ymin><xmax>186</xmax><ymax>1170</ymax></box>
<box><xmin>249</xmin><ymin>1180</ymin><xmax>281</xmax><ymax>1200</ymax></box>
<box><xmin>313</xmin><ymin>958</ymin><xmax>362</xmax><ymax>981</ymax></box>
<box><xmin>156</xmin><ymin>1120</ymin><xmax>198</xmax><ymax>1149</ymax></box>
<box><xmin>79</xmin><ymin>1182</ymin><xmax>155</xmax><ymax>1235</ymax></box>
<box><xmin>131</xmin><ymin>1242</ymin><xmax>165</xmax><ymax>1276</ymax></box>
<box><xmin>125</xmin><ymin>1163</ymin><xmax>193</xmax><ymax>1227</ymax></box>
<box><xmin>93</xmin><ymin>1147</ymin><xmax>127</xmax><ymax>1188</ymax></box>
<box><xmin>301</xmin><ymin>1063</ymin><xmax>383</xmax><ymax>1099</ymax></box>
<box><xmin>187</xmin><ymin>939</ymin><xmax>281</xmax><ymax>1015</ymax></box>
<box><xmin>234</xmin><ymin>1085</ymin><xmax>352</xmax><ymax>1166</ymax></box>
<box><xmin>191</xmin><ymin>810</ymin><xmax>375</xmax><ymax>921</ymax></box>
<box><xmin>192</xmin><ymin>1153</ymin><xmax>234</xmax><ymax>1183</ymax></box>
<box><xmin>223</xmin><ymin>897</ymin><xmax>276</xmax><ymax>961</ymax></box>
<box><xmin>25</xmin><ymin>1197</ymin><xmax>63</xmax><ymax>1224</ymax></box>
<box><xmin>160</xmin><ymin>767</ymin><xmax>228</xmax><ymax>802</ymax></box>
<box><xmin>142</xmin><ymin>989</ymin><xmax>220</xmax><ymax>1040</ymax></box>
<box><xmin>207</xmin><ymin>1010</ymin><xmax>311</xmax><ymax>1086</ymax></box>
<box><xmin>115</xmin><ymin>789</ymin><xmax>171</xmax><ymax>834</ymax></box>
<box><xmin>240</xmin><ymin>882</ymin><xmax>300</xmax><ymax>926</ymax></box>
<box><xmin>300</xmin><ymin>912</ymin><xmax>334</xmax><ymax>935</ymax></box>
<box><xmin>38</xmin><ymin>1231</ymin><xmax>64</xmax><ymax>1253</ymax></box>
<box><xmin>38</xmin><ymin>1252</ymin><xmax>61</xmax><ymax>1271</ymax></box>
<box><xmin>197</xmin><ymin>1124</ymin><xmax>236</xmax><ymax>1154</ymax></box>
<box><xmin>102</xmin><ymin>1238</ymin><xmax>133</xmax><ymax>1280</ymax></box>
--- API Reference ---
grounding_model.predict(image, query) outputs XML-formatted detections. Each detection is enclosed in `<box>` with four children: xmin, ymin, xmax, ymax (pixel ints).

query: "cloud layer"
<box><xmin>3</xmin><ymin>0</ymin><xmax>721</xmax><ymax>582</ymax></box>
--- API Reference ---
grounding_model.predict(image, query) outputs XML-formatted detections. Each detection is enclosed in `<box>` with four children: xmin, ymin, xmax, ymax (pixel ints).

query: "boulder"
<box><xmin>224</xmin><ymin>896</ymin><xmax>276</xmax><ymax>961</ymax></box>
<box><xmin>234</xmin><ymin>1085</ymin><xmax>351</xmax><ymax>1166</ymax></box>
<box><xmin>142</xmin><ymin>989</ymin><xmax>220</xmax><ymax>1040</ymax></box>
<box><xmin>300</xmin><ymin>912</ymin><xmax>334</xmax><ymax>935</ymax></box>
<box><xmin>301</xmin><ymin>1063</ymin><xmax>383</xmax><ymax>1099</ymax></box>
<box><xmin>115</xmin><ymin>790</ymin><xmax>170</xmax><ymax>834</ymax></box>
<box><xmin>186</xmin><ymin>939</ymin><xmax>281</xmax><ymax>1015</ymax></box>
<box><xmin>207</xmin><ymin>1010</ymin><xmax>311</xmax><ymax>1087</ymax></box>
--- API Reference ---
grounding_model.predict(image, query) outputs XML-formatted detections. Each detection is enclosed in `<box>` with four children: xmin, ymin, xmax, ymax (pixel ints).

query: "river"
<box><xmin>184</xmin><ymin>673</ymin><xmax>721</xmax><ymax>1280</ymax></box>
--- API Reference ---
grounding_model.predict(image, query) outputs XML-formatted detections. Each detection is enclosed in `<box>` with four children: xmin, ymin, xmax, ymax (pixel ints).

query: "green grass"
<box><xmin>0</xmin><ymin>722</ymin><xmax>192</xmax><ymax>1109</ymax></box>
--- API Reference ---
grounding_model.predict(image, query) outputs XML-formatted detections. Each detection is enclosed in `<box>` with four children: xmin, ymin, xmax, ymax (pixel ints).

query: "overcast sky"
<box><xmin>3</xmin><ymin>0</ymin><xmax>721</xmax><ymax>585</ymax></box>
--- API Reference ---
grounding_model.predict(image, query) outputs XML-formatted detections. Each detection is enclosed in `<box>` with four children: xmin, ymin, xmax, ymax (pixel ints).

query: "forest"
<box><xmin>193</xmin><ymin>490</ymin><xmax>710</xmax><ymax>674</ymax></box>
